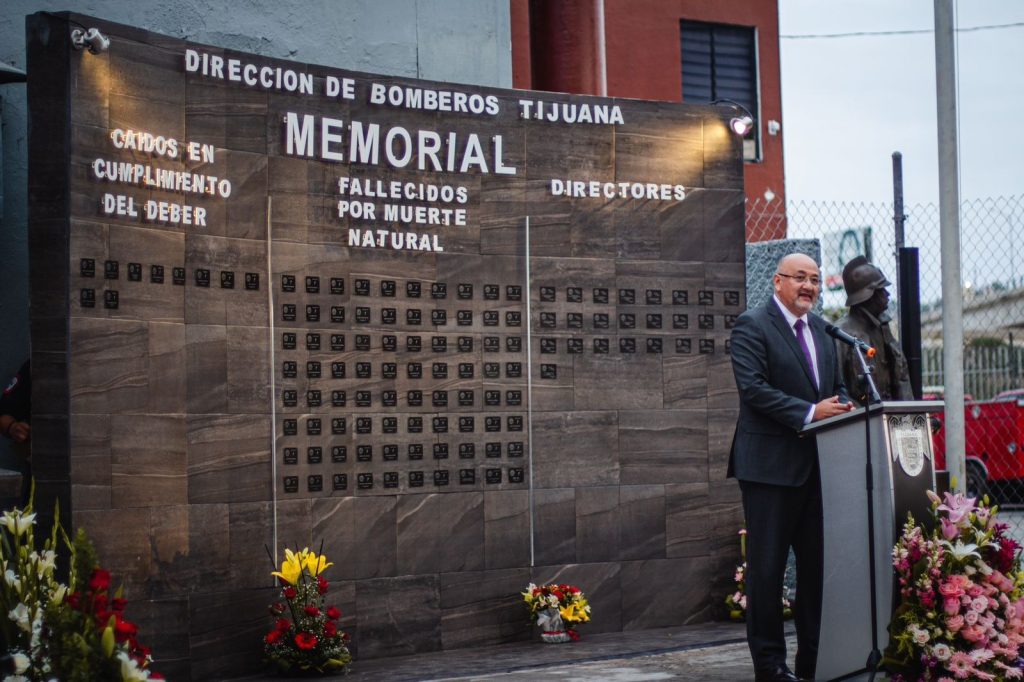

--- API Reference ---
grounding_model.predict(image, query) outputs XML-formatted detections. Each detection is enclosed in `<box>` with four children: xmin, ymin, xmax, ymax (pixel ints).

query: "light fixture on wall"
<box><xmin>71</xmin><ymin>28</ymin><xmax>110</xmax><ymax>54</ymax></box>
<box><xmin>711</xmin><ymin>99</ymin><xmax>755</xmax><ymax>137</ymax></box>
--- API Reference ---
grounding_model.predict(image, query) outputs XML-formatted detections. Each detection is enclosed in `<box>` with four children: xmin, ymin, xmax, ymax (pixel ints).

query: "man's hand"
<box><xmin>7</xmin><ymin>421</ymin><xmax>30</xmax><ymax>444</ymax></box>
<box><xmin>812</xmin><ymin>396</ymin><xmax>854</xmax><ymax>421</ymax></box>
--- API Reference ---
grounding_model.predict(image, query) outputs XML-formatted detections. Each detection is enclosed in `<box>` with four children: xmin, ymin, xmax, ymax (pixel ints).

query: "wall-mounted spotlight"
<box><xmin>711</xmin><ymin>99</ymin><xmax>755</xmax><ymax>137</ymax></box>
<box><xmin>71</xmin><ymin>28</ymin><xmax>110</xmax><ymax>54</ymax></box>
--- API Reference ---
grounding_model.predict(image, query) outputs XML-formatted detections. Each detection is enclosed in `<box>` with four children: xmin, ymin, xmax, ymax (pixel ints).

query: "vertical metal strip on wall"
<box><xmin>525</xmin><ymin>215</ymin><xmax>535</xmax><ymax>567</ymax></box>
<box><xmin>266</xmin><ymin>195</ymin><xmax>279</xmax><ymax>564</ymax></box>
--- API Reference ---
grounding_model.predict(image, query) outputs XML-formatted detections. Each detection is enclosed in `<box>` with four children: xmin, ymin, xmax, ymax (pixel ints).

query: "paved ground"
<box><xmin>231</xmin><ymin>621</ymin><xmax>804</xmax><ymax>682</ymax></box>
<box><xmin>439</xmin><ymin>639</ymin><xmax>774</xmax><ymax>681</ymax></box>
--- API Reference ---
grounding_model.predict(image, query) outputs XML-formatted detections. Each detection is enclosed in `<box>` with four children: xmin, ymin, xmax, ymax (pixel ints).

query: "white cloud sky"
<box><xmin>779</xmin><ymin>0</ymin><xmax>1024</xmax><ymax>204</ymax></box>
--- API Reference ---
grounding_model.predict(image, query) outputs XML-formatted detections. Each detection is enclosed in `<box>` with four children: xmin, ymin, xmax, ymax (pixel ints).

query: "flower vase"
<box><xmin>537</xmin><ymin>607</ymin><xmax>570</xmax><ymax>643</ymax></box>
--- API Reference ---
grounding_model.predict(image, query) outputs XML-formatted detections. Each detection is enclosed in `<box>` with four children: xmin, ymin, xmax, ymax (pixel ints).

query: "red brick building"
<box><xmin>511</xmin><ymin>0</ymin><xmax>786</xmax><ymax>240</ymax></box>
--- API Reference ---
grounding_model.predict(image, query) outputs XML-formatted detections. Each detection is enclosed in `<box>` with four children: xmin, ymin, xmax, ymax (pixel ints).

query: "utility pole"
<box><xmin>934</xmin><ymin>0</ymin><xmax>965</xmax><ymax>491</ymax></box>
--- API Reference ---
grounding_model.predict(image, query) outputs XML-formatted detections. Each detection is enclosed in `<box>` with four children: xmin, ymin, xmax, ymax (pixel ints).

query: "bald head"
<box><xmin>774</xmin><ymin>253</ymin><xmax>821</xmax><ymax>316</ymax></box>
<box><xmin>777</xmin><ymin>253</ymin><xmax>818</xmax><ymax>273</ymax></box>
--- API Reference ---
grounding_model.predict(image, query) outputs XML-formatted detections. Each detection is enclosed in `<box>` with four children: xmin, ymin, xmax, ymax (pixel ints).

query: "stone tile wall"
<box><xmin>28</xmin><ymin>12</ymin><xmax>746</xmax><ymax>680</ymax></box>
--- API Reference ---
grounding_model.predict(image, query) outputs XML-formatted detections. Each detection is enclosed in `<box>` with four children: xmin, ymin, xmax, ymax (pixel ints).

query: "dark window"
<box><xmin>680</xmin><ymin>20</ymin><xmax>759</xmax><ymax>161</ymax></box>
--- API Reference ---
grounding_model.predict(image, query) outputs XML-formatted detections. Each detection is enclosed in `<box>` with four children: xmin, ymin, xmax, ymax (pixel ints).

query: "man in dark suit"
<box><xmin>729</xmin><ymin>253</ymin><xmax>853</xmax><ymax>682</ymax></box>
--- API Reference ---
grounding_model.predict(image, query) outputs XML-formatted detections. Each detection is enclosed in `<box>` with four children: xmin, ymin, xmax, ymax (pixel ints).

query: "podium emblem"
<box><xmin>888</xmin><ymin>415</ymin><xmax>930</xmax><ymax>477</ymax></box>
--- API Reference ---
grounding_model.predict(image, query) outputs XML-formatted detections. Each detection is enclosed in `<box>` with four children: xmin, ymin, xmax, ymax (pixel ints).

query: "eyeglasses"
<box><xmin>776</xmin><ymin>272</ymin><xmax>821</xmax><ymax>287</ymax></box>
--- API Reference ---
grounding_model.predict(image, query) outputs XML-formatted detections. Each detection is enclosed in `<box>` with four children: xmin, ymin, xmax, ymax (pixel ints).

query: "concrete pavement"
<box><xmin>231</xmin><ymin>621</ymin><xmax>804</xmax><ymax>682</ymax></box>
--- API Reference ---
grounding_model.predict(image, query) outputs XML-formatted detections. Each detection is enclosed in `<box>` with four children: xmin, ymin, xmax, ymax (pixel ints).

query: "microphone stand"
<box><xmin>855</xmin><ymin>345</ymin><xmax>883</xmax><ymax>681</ymax></box>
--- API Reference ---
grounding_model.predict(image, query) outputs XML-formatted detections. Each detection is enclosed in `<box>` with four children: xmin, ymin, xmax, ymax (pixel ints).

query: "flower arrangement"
<box><xmin>0</xmin><ymin>499</ymin><xmax>161</xmax><ymax>681</ymax></box>
<box><xmin>264</xmin><ymin>546</ymin><xmax>351</xmax><ymax>676</ymax></box>
<box><xmin>883</xmin><ymin>490</ymin><xmax>1024</xmax><ymax>681</ymax></box>
<box><xmin>724</xmin><ymin>528</ymin><xmax>792</xmax><ymax>621</ymax></box>
<box><xmin>521</xmin><ymin>583</ymin><xmax>591</xmax><ymax>642</ymax></box>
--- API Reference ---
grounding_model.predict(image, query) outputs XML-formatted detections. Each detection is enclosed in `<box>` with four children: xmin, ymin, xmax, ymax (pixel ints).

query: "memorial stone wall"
<box><xmin>27</xmin><ymin>12</ymin><xmax>745</xmax><ymax>679</ymax></box>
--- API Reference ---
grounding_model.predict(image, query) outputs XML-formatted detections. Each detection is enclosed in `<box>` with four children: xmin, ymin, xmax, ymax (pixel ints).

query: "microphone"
<box><xmin>825</xmin><ymin>323</ymin><xmax>876</xmax><ymax>358</ymax></box>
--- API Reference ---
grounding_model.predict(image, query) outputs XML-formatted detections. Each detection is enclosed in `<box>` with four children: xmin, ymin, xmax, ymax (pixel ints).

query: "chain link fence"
<box><xmin>746</xmin><ymin>196</ymin><xmax>1024</xmax><ymax>516</ymax></box>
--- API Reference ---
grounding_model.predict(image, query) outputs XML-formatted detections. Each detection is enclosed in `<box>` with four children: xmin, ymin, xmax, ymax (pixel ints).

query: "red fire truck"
<box><xmin>931</xmin><ymin>390</ymin><xmax>1024</xmax><ymax>502</ymax></box>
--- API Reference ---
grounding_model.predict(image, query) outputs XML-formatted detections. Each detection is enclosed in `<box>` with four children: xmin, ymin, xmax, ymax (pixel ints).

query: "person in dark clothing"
<box><xmin>729</xmin><ymin>253</ymin><xmax>853</xmax><ymax>682</ymax></box>
<box><xmin>834</xmin><ymin>257</ymin><xmax>913</xmax><ymax>405</ymax></box>
<box><xmin>0</xmin><ymin>359</ymin><xmax>31</xmax><ymax>504</ymax></box>
<box><xmin>0</xmin><ymin>359</ymin><xmax>31</xmax><ymax>445</ymax></box>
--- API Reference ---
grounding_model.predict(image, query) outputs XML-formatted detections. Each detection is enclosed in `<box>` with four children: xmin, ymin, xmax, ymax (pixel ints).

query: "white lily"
<box><xmin>0</xmin><ymin>510</ymin><xmax>36</xmax><ymax>536</ymax></box>
<box><xmin>35</xmin><ymin>549</ymin><xmax>56</xmax><ymax>578</ymax></box>
<box><xmin>940</xmin><ymin>539</ymin><xmax>982</xmax><ymax>561</ymax></box>
<box><xmin>4</xmin><ymin>568</ymin><xmax>21</xmax><ymax>591</ymax></box>
<box><xmin>11</xmin><ymin>651</ymin><xmax>30</xmax><ymax>674</ymax></box>
<box><xmin>8</xmin><ymin>603</ymin><xmax>31</xmax><ymax>632</ymax></box>
<box><xmin>117</xmin><ymin>651</ymin><xmax>151</xmax><ymax>681</ymax></box>
<box><xmin>50</xmin><ymin>583</ymin><xmax>67</xmax><ymax>603</ymax></box>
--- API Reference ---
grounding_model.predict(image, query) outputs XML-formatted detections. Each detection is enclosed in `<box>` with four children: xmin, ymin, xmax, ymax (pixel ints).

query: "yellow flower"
<box><xmin>304</xmin><ymin>550</ymin><xmax>333</xmax><ymax>576</ymax></box>
<box><xmin>560</xmin><ymin>601</ymin><xmax>590</xmax><ymax>624</ymax></box>
<box><xmin>271</xmin><ymin>548</ymin><xmax>307</xmax><ymax>585</ymax></box>
<box><xmin>272</xmin><ymin>547</ymin><xmax>334</xmax><ymax>584</ymax></box>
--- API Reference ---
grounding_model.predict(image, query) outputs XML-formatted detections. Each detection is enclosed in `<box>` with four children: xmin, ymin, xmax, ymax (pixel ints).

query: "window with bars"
<box><xmin>680</xmin><ymin>19</ymin><xmax>760</xmax><ymax>162</ymax></box>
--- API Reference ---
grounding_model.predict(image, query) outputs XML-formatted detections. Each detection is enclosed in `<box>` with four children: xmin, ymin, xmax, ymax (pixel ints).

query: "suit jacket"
<box><xmin>728</xmin><ymin>300</ymin><xmax>849</xmax><ymax>487</ymax></box>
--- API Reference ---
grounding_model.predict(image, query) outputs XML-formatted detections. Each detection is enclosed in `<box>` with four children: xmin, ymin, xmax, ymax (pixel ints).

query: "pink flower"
<box><xmin>997</xmin><ymin>661</ymin><xmax>1024</xmax><ymax>679</ymax></box>
<box><xmin>968</xmin><ymin>584</ymin><xmax>984</xmax><ymax>598</ymax></box>
<box><xmin>944</xmin><ymin>597</ymin><xmax>961</xmax><ymax>616</ymax></box>
<box><xmin>961</xmin><ymin>623</ymin><xmax>987</xmax><ymax>643</ymax></box>
<box><xmin>946</xmin><ymin>614</ymin><xmax>965</xmax><ymax>633</ymax></box>
<box><xmin>964</xmin><ymin>610</ymin><xmax>979</xmax><ymax>625</ymax></box>
<box><xmin>941</xmin><ymin>517</ymin><xmax>960</xmax><ymax>540</ymax></box>
<box><xmin>947</xmin><ymin>651</ymin><xmax>974</xmax><ymax>678</ymax></box>
<box><xmin>971</xmin><ymin>596</ymin><xmax>989</xmax><ymax>613</ymax></box>
<box><xmin>939</xmin><ymin>579</ymin><xmax>966</xmax><ymax>599</ymax></box>
<box><xmin>938</xmin><ymin>491</ymin><xmax>977</xmax><ymax>525</ymax></box>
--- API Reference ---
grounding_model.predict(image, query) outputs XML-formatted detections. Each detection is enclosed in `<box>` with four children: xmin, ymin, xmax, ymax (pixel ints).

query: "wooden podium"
<box><xmin>801</xmin><ymin>400</ymin><xmax>942</xmax><ymax>681</ymax></box>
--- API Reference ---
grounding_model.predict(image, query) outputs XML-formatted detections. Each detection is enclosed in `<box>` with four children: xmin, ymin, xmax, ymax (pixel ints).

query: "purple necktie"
<box><xmin>794</xmin><ymin>319</ymin><xmax>817</xmax><ymax>386</ymax></box>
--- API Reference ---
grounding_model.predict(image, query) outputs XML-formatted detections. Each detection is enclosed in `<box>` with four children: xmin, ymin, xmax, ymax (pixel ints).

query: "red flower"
<box><xmin>150</xmin><ymin>675</ymin><xmax>165</xmax><ymax>680</ymax></box>
<box><xmin>324</xmin><ymin>621</ymin><xmax>338</xmax><ymax>637</ymax></box>
<box><xmin>304</xmin><ymin>605</ymin><xmax>321</xmax><ymax>617</ymax></box>
<box><xmin>294</xmin><ymin>632</ymin><xmax>318</xmax><ymax>650</ymax></box>
<box><xmin>89</xmin><ymin>569</ymin><xmax>112</xmax><ymax>592</ymax></box>
<box><xmin>115</xmin><ymin>619</ymin><xmax>138</xmax><ymax>642</ymax></box>
<box><xmin>283</xmin><ymin>586</ymin><xmax>297</xmax><ymax>600</ymax></box>
<box><xmin>67</xmin><ymin>592</ymin><xmax>81</xmax><ymax>609</ymax></box>
<box><xmin>326</xmin><ymin>606</ymin><xmax>341</xmax><ymax>620</ymax></box>
<box><xmin>567</xmin><ymin>628</ymin><xmax>580</xmax><ymax>641</ymax></box>
<box><xmin>270</xmin><ymin>602</ymin><xmax>285</xmax><ymax>615</ymax></box>
<box><xmin>112</xmin><ymin>597</ymin><xmax>128</xmax><ymax>612</ymax></box>
<box><xmin>265</xmin><ymin>629</ymin><xmax>283</xmax><ymax>644</ymax></box>
<box><xmin>275</xmin><ymin>617</ymin><xmax>291</xmax><ymax>632</ymax></box>
<box><xmin>317</xmin><ymin>575</ymin><xmax>329</xmax><ymax>594</ymax></box>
